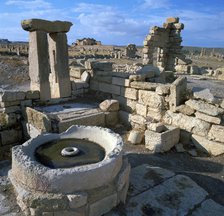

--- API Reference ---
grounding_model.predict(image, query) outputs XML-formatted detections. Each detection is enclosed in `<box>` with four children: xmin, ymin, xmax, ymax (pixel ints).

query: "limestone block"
<box><xmin>166</xmin><ymin>17</ymin><xmax>179</xmax><ymax>23</ymax></box>
<box><xmin>121</xmin><ymin>87</ymin><xmax>138</xmax><ymax>100</ymax></box>
<box><xmin>0</xmin><ymin>113</ymin><xmax>17</xmax><ymax>128</ymax></box>
<box><xmin>105</xmin><ymin>112</ymin><xmax>118</xmax><ymax>126</ymax></box>
<box><xmin>163</xmin><ymin>111</ymin><xmax>210</xmax><ymax>136</ymax></box>
<box><xmin>99</xmin><ymin>99</ymin><xmax>119</xmax><ymax>112</ymax></box>
<box><xmin>128</xmin><ymin>130</ymin><xmax>144</xmax><ymax>144</ymax></box>
<box><xmin>89</xmin><ymin>193</ymin><xmax>117</xmax><ymax>216</ymax></box>
<box><xmin>192</xmin><ymin>134</ymin><xmax>224</xmax><ymax>156</ymax></box>
<box><xmin>176</xmin><ymin>105</ymin><xmax>195</xmax><ymax>116</ymax></box>
<box><xmin>26</xmin><ymin>90</ymin><xmax>40</xmax><ymax>100</ymax></box>
<box><xmin>190</xmin><ymin>65</ymin><xmax>200</xmax><ymax>75</ymax></box>
<box><xmin>139</xmin><ymin>90</ymin><xmax>164</xmax><ymax>109</ymax></box>
<box><xmin>48</xmin><ymin>32</ymin><xmax>71</xmax><ymax>98</ymax></box>
<box><xmin>99</xmin><ymin>83</ymin><xmax>120</xmax><ymax>95</ymax></box>
<box><xmin>136</xmin><ymin>103</ymin><xmax>147</xmax><ymax>117</ymax></box>
<box><xmin>185</xmin><ymin>99</ymin><xmax>224</xmax><ymax>116</ymax></box>
<box><xmin>3</xmin><ymin>106</ymin><xmax>20</xmax><ymax>114</ymax></box>
<box><xmin>0</xmin><ymin>91</ymin><xmax>25</xmax><ymax>102</ymax></box>
<box><xmin>112</xmin><ymin>95</ymin><xmax>136</xmax><ymax>113</ymax></box>
<box><xmin>26</xmin><ymin>107</ymin><xmax>51</xmax><ymax>132</ymax></box>
<box><xmin>130</xmin><ymin>81</ymin><xmax>158</xmax><ymax>90</ymax></box>
<box><xmin>89</xmin><ymin>80</ymin><xmax>99</xmax><ymax>91</ymax></box>
<box><xmin>67</xmin><ymin>193</ymin><xmax>87</xmax><ymax>209</ymax></box>
<box><xmin>195</xmin><ymin>112</ymin><xmax>221</xmax><ymax>124</ymax></box>
<box><xmin>193</xmin><ymin>89</ymin><xmax>216</xmax><ymax>103</ymax></box>
<box><xmin>129</xmin><ymin>74</ymin><xmax>146</xmax><ymax>82</ymax></box>
<box><xmin>21</xmin><ymin>19</ymin><xmax>72</xmax><ymax>33</ymax></box>
<box><xmin>72</xmin><ymin>81</ymin><xmax>89</xmax><ymax>90</ymax></box>
<box><xmin>169</xmin><ymin>77</ymin><xmax>187</xmax><ymax>111</ymax></box>
<box><xmin>92</xmin><ymin>62</ymin><xmax>113</xmax><ymax>71</ymax></box>
<box><xmin>112</xmin><ymin>77</ymin><xmax>130</xmax><ymax>87</ymax></box>
<box><xmin>131</xmin><ymin>114</ymin><xmax>146</xmax><ymax>125</ymax></box>
<box><xmin>69</xmin><ymin>66</ymin><xmax>85</xmax><ymax>79</ymax></box>
<box><xmin>147</xmin><ymin>107</ymin><xmax>163</xmax><ymax>121</ymax></box>
<box><xmin>156</xmin><ymin>85</ymin><xmax>170</xmax><ymax>95</ymax></box>
<box><xmin>147</xmin><ymin>122</ymin><xmax>166</xmax><ymax>133</ymax></box>
<box><xmin>81</xmin><ymin>71</ymin><xmax>90</xmax><ymax>83</ymax></box>
<box><xmin>208</xmin><ymin>125</ymin><xmax>224</xmax><ymax>143</ymax></box>
<box><xmin>0</xmin><ymin>101</ymin><xmax>20</xmax><ymax>107</ymax></box>
<box><xmin>145</xmin><ymin>125</ymin><xmax>180</xmax><ymax>152</ymax></box>
<box><xmin>0</xmin><ymin>129</ymin><xmax>22</xmax><ymax>145</ymax></box>
<box><xmin>29</xmin><ymin>31</ymin><xmax>51</xmax><ymax>101</ymax></box>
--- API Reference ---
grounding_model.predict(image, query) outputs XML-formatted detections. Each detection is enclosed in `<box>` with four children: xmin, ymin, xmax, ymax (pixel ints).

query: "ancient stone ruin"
<box><xmin>143</xmin><ymin>17</ymin><xmax>186</xmax><ymax>71</ymax></box>
<box><xmin>21</xmin><ymin>19</ymin><xmax>72</xmax><ymax>100</ymax></box>
<box><xmin>124</xmin><ymin>44</ymin><xmax>137</xmax><ymax>58</ymax></box>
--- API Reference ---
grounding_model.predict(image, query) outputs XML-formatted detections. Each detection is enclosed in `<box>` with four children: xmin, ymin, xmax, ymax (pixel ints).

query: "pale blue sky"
<box><xmin>0</xmin><ymin>0</ymin><xmax>223</xmax><ymax>47</ymax></box>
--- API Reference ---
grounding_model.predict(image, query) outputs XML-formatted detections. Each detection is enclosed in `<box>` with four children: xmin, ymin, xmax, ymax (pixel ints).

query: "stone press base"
<box><xmin>9</xmin><ymin>158</ymin><xmax>130</xmax><ymax>216</ymax></box>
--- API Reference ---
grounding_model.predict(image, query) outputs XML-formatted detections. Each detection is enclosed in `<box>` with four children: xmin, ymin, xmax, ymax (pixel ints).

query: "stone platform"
<box><xmin>1</xmin><ymin>162</ymin><xmax>223</xmax><ymax>216</ymax></box>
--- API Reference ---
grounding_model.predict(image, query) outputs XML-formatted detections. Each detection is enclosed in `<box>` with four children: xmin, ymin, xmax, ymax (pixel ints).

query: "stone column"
<box><xmin>29</xmin><ymin>31</ymin><xmax>51</xmax><ymax>100</ymax></box>
<box><xmin>48</xmin><ymin>33</ymin><xmax>71</xmax><ymax>98</ymax></box>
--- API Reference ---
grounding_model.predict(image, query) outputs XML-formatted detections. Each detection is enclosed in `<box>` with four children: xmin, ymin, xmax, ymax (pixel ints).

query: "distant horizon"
<box><xmin>0</xmin><ymin>0</ymin><xmax>224</xmax><ymax>48</ymax></box>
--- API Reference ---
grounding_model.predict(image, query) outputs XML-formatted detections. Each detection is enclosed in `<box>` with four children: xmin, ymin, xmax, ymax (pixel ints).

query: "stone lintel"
<box><xmin>21</xmin><ymin>19</ymin><xmax>72</xmax><ymax>33</ymax></box>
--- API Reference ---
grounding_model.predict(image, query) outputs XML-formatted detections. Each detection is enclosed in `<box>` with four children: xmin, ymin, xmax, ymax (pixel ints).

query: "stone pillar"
<box><xmin>29</xmin><ymin>31</ymin><xmax>51</xmax><ymax>100</ymax></box>
<box><xmin>48</xmin><ymin>33</ymin><xmax>71</xmax><ymax>98</ymax></box>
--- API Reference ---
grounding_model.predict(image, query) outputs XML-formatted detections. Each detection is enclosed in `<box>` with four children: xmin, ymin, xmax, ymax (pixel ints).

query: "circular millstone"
<box><xmin>61</xmin><ymin>147</ymin><xmax>80</xmax><ymax>156</ymax></box>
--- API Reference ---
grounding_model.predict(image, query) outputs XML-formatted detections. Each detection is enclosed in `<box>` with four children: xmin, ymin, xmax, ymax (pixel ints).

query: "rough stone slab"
<box><xmin>208</xmin><ymin>125</ymin><xmax>224</xmax><ymax>143</ymax></box>
<box><xmin>193</xmin><ymin>88</ymin><xmax>216</xmax><ymax>103</ymax></box>
<box><xmin>166</xmin><ymin>17</ymin><xmax>179</xmax><ymax>23</ymax></box>
<box><xmin>121</xmin><ymin>87</ymin><xmax>138</xmax><ymax>100</ymax></box>
<box><xmin>118</xmin><ymin>111</ymin><xmax>131</xmax><ymax>127</ymax></box>
<box><xmin>128</xmin><ymin>130</ymin><xmax>144</xmax><ymax>144</ymax></box>
<box><xmin>0</xmin><ymin>91</ymin><xmax>26</xmax><ymax>102</ymax></box>
<box><xmin>113</xmin><ymin>95</ymin><xmax>136</xmax><ymax>113</ymax></box>
<box><xmin>25</xmin><ymin>90</ymin><xmax>40</xmax><ymax>100</ymax></box>
<box><xmin>185</xmin><ymin>99</ymin><xmax>224</xmax><ymax>116</ymax></box>
<box><xmin>21</xmin><ymin>19</ymin><xmax>72</xmax><ymax>33</ymax></box>
<box><xmin>69</xmin><ymin>66</ymin><xmax>85</xmax><ymax>79</ymax></box>
<box><xmin>112</xmin><ymin>77</ymin><xmax>130</xmax><ymax>87</ymax></box>
<box><xmin>129</xmin><ymin>164</ymin><xmax>175</xmax><ymax>196</ymax></box>
<box><xmin>147</xmin><ymin>107</ymin><xmax>163</xmax><ymax>121</ymax></box>
<box><xmin>0</xmin><ymin>194</ymin><xmax>10</xmax><ymax>215</ymax></box>
<box><xmin>0</xmin><ymin>101</ymin><xmax>20</xmax><ymax>108</ymax></box>
<box><xmin>105</xmin><ymin>112</ymin><xmax>118</xmax><ymax>126</ymax></box>
<box><xmin>67</xmin><ymin>193</ymin><xmax>87</xmax><ymax>209</ymax></box>
<box><xmin>176</xmin><ymin>105</ymin><xmax>195</xmax><ymax>116</ymax></box>
<box><xmin>139</xmin><ymin>90</ymin><xmax>164</xmax><ymax>109</ymax></box>
<box><xmin>147</xmin><ymin>122</ymin><xmax>165</xmax><ymax>132</ymax></box>
<box><xmin>130</xmin><ymin>81</ymin><xmax>158</xmax><ymax>90</ymax></box>
<box><xmin>163</xmin><ymin>110</ymin><xmax>210</xmax><ymax>136</ymax></box>
<box><xmin>130</xmin><ymin>114</ymin><xmax>146</xmax><ymax>125</ymax></box>
<box><xmin>195</xmin><ymin>111</ymin><xmax>221</xmax><ymax>124</ymax></box>
<box><xmin>191</xmin><ymin>199</ymin><xmax>224</xmax><ymax>216</ymax></box>
<box><xmin>156</xmin><ymin>85</ymin><xmax>170</xmax><ymax>95</ymax></box>
<box><xmin>126</xmin><ymin>175</ymin><xmax>208</xmax><ymax>215</ymax></box>
<box><xmin>81</xmin><ymin>71</ymin><xmax>90</xmax><ymax>83</ymax></box>
<box><xmin>99</xmin><ymin>83</ymin><xmax>121</xmax><ymax>95</ymax></box>
<box><xmin>192</xmin><ymin>134</ymin><xmax>224</xmax><ymax>156</ymax></box>
<box><xmin>99</xmin><ymin>99</ymin><xmax>119</xmax><ymax>112</ymax></box>
<box><xmin>0</xmin><ymin>129</ymin><xmax>22</xmax><ymax>146</ymax></box>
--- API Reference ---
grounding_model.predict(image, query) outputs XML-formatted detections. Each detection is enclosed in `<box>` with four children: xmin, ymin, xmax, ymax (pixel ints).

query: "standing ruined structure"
<box><xmin>143</xmin><ymin>17</ymin><xmax>184</xmax><ymax>71</ymax></box>
<box><xmin>124</xmin><ymin>44</ymin><xmax>137</xmax><ymax>58</ymax></box>
<box><xmin>21</xmin><ymin>19</ymin><xmax>72</xmax><ymax>100</ymax></box>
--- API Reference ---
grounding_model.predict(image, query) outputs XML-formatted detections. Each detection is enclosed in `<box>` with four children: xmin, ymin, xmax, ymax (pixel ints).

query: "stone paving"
<box><xmin>0</xmin><ymin>161</ymin><xmax>224</xmax><ymax>216</ymax></box>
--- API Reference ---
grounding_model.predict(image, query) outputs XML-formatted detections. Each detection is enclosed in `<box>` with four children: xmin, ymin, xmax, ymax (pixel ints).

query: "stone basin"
<box><xmin>10</xmin><ymin>125</ymin><xmax>123</xmax><ymax>193</ymax></box>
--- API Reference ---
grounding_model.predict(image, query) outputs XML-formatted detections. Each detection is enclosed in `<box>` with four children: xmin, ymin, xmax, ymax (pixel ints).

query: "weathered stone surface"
<box><xmin>128</xmin><ymin>130</ymin><xmax>144</xmax><ymax>144</ymax></box>
<box><xmin>67</xmin><ymin>193</ymin><xmax>87</xmax><ymax>209</ymax></box>
<box><xmin>163</xmin><ymin>111</ymin><xmax>210</xmax><ymax>136</ymax></box>
<box><xmin>0</xmin><ymin>101</ymin><xmax>20</xmax><ymax>108</ymax></box>
<box><xmin>0</xmin><ymin>91</ymin><xmax>25</xmax><ymax>102</ymax></box>
<box><xmin>69</xmin><ymin>66</ymin><xmax>85</xmax><ymax>79</ymax></box>
<box><xmin>139</xmin><ymin>90</ymin><xmax>164</xmax><ymax>109</ymax></box>
<box><xmin>191</xmin><ymin>199</ymin><xmax>224</xmax><ymax>216</ymax></box>
<box><xmin>195</xmin><ymin>111</ymin><xmax>221</xmax><ymax>124</ymax></box>
<box><xmin>147</xmin><ymin>122</ymin><xmax>166</xmax><ymax>132</ymax></box>
<box><xmin>2</xmin><ymin>106</ymin><xmax>20</xmax><ymax>114</ymax></box>
<box><xmin>129</xmin><ymin>164</ymin><xmax>175</xmax><ymax>196</ymax></box>
<box><xmin>113</xmin><ymin>96</ymin><xmax>136</xmax><ymax>113</ymax></box>
<box><xmin>130</xmin><ymin>114</ymin><xmax>146</xmax><ymax>125</ymax></box>
<box><xmin>0</xmin><ymin>113</ymin><xmax>17</xmax><ymax>128</ymax></box>
<box><xmin>105</xmin><ymin>112</ymin><xmax>118</xmax><ymax>126</ymax></box>
<box><xmin>192</xmin><ymin>134</ymin><xmax>224</xmax><ymax>156</ymax></box>
<box><xmin>121</xmin><ymin>87</ymin><xmax>138</xmax><ymax>100</ymax></box>
<box><xmin>176</xmin><ymin>105</ymin><xmax>195</xmax><ymax>116</ymax></box>
<box><xmin>169</xmin><ymin>77</ymin><xmax>187</xmax><ymax>111</ymax></box>
<box><xmin>156</xmin><ymin>85</ymin><xmax>170</xmax><ymax>95</ymax></box>
<box><xmin>166</xmin><ymin>17</ymin><xmax>179</xmax><ymax>23</ymax></box>
<box><xmin>26</xmin><ymin>107</ymin><xmax>51</xmax><ymax>132</ymax></box>
<box><xmin>130</xmin><ymin>81</ymin><xmax>158</xmax><ymax>90</ymax></box>
<box><xmin>99</xmin><ymin>99</ymin><xmax>119</xmax><ymax>112</ymax></box>
<box><xmin>26</xmin><ymin>90</ymin><xmax>40</xmax><ymax>100</ymax></box>
<box><xmin>89</xmin><ymin>193</ymin><xmax>117</xmax><ymax>216</ymax></box>
<box><xmin>0</xmin><ymin>194</ymin><xmax>10</xmax><ymax>215</ymax></box>
<box><xmin>112</xmin><ymin>77</ymin><xmax>130</xmax><ymax>87</ymax></box>
<box><xmin>118</xmin><ymin>111</ymin><xmax>131</xmax><ymax>127</ymax></box>
<box><xmin>99</xmin><ymin>83</ymin><xmax>121</xmax><ymax>95</ymax></box>
<box><xmin>126</xmin><ymin>175</ymin><xmax>208</xmax><ymax>215</ymax></box>
<box><xmin>21</xmin><ymin>19</ymin><xmax>72</xmax><ymax>33</ymax></box>
<box><xmin>136</xmin><ymin>65</ymin><xmax>160</xmax><ymax>77</ymax></box>
<box><xmin>193</xmin><ymin>89</ymin><xmax>216</xmax><ymax>103</ymax></box>
<box><xmin>136</xmin><ymin>103</ymin><xmax>147</xmax><ymax>117</ymax></box>
<box><xmin>145</xmin><ymin>125</ymin><xmax>180</xmax><ymax>152</ymax></box>
<box><xmin>175</xmin><ymin>143</ymin><xmax>186</xmax><ymax>152</ymax></box>
<box><xmin>81</xmin><ymin>71</ymin><xmax>90</xmax><ymax>83</ymax></box>
<box><xmin>208</xmin><ymin>125</ymin><xmax>224</xmax><ymax>143</ymax></box>
<box><xmin>0</xmin><ymin>129</ymin><xmax>22</xmax><ymax>145</ymax></box>
<box><xmin>185</xmin><ymin>99</ymin><xmax>224</xmax><ymax>116</ymax></box>
<box><xmin>147</xmin><ymin>107</ymin><xmax>164</xmax><ymax>121</ymax></box>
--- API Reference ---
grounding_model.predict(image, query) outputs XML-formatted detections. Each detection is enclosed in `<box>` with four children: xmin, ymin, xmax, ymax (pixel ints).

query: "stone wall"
<box><xmin>0</xmin><ymin>90</ymin><xmax>40</xmax><ymax>160</ymax></box>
